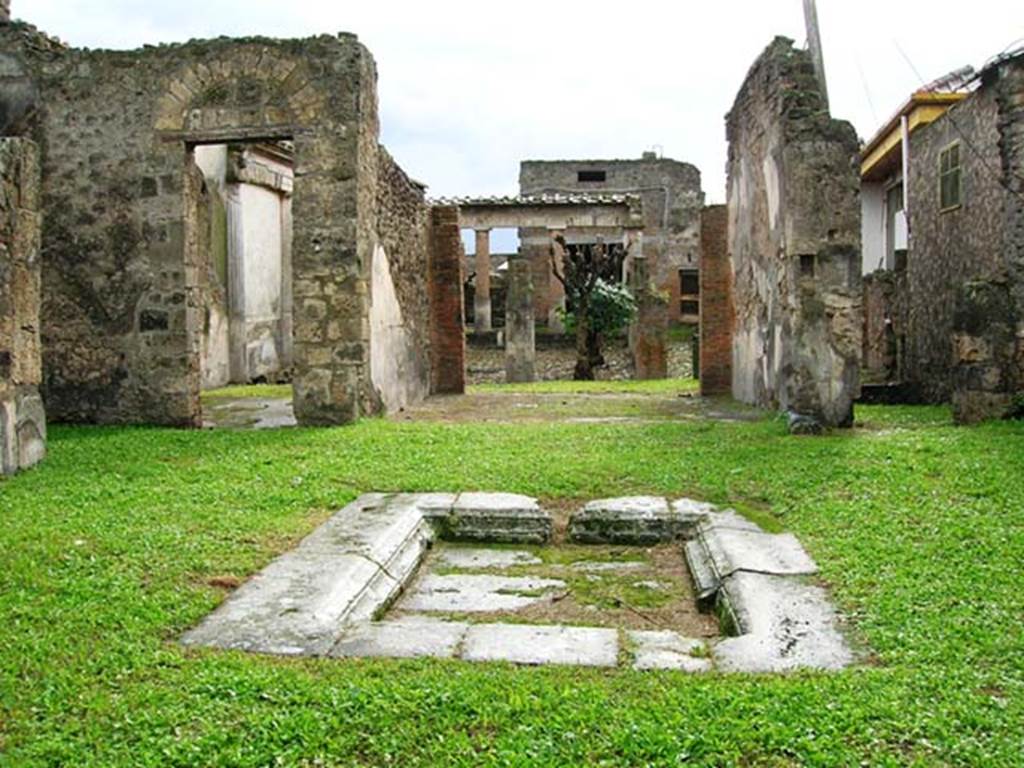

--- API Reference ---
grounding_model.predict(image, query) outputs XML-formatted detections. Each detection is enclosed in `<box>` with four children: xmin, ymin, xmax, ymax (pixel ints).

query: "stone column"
<box><xmin>474</xmin><ymin>229</ymin><xmax>492</xmax><ymax>333</ymax></box>
<box><xmin>0</xmin><ymin>1</ymin><xmax>9</xmax><ymax>22</ymax></box>
<box><xmin>547</xmin><ymin>231</ymin><xmax>566</xmax><ymax>333</ymax></box>
<box><xmin>628</xmin><ymin>255</ymin><xmax>669</xmax><ymax>380</ymax></box>
<box><xmin>0</xmin><ymin>138</ymin><xmax>46</xmax><ymax>475</ymax></box>
<box><xmin>505</xmin><ymin>255</ymin><xmax>536</xmax><ymax>383</ymax></box>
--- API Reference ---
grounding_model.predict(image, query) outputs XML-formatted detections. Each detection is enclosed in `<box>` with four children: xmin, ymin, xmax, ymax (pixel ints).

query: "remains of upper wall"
<box><xmin>726</xmin><ymin>37</ymin><xmax>862</xmax><ymax>428</ymax></box>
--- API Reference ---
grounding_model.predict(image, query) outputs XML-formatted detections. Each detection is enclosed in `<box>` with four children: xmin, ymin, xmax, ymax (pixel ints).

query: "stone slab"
<box><xmin>428</xmin><ymin>492</ymin><xmax>552</xmax><ymax>544</ymax></box>
<box><xmin>568</xmin><ymin>496</ymin><xmax>700</xmax><ymax>544</ymax></box>
<box><xmin>461</xmin><ymin>623</ymin><xmax>619</xmax><ymax>667</ymax></box>
<box><xmin>181</xmin><ymin>550</ymin><xmax>387</xmax><ymax>656</ymax></box>
<box><xmin>330</xmin><ymin>617</ymin><xmax>468</xmax><ymax>660</ymax></box>
<box><xmin>628</xmin><ymin>630</ymin><xmax>712</xmax><ymax>672</ymax></box>
<box><xmin>401</xmin><ymin>573</ymin><xmax>565</xmax><ymax>613</ymax></box>
<box><xmin>181</xmin><ymin>494</ymin><xmax>436</xmax><ymax>655</ymax></box>
<box><xmin>571</xmin><ymin>561</ymin><xmax>647</xmax><ymax>573</ymax></box>
<box><xmin>704</xmin><ymin>528</ymin><xmax>818</xmax><ymax>579</ymax></box>
<box><xmin>671</xmin><ymin>498</ymin><xmax>719</xmax><ymax>520</ymax></box>
<box><xmin>713</xmin><ymin>572</ymin><xmax>853</xmax><ymax>672</ymax></box>
<box><xmin>438</xmin><ymin>548</ymin><xmax>542</xmax><ymax>570</ymax></box>
<box><xmin>696</xmin><ymin>507</ymin><xmax>763</xmax><ymax>534</ymax></box>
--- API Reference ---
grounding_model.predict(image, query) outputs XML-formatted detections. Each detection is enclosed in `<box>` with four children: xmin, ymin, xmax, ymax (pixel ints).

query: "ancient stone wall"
<box><xmin>519</xmin><ymin>157</ymin><xmax>703</xmax><ymax>325</ymax></box>
<box><xmin>370</xmin><ymin>147</ymin><xmax>431</xmax><ymax>411</ymax></box>
<box><xmin>905</xmin><ymin>81</ymin><xmax>1006</xmax><ymax>404</ymax></box>
<box><xmin>0</xmin><ymin>137</ymin><xmax>44</xmax><ymax>474</ymax></box>
<box><xmin>699</xmin><ymin>205</ymin><xmax>732</xmax><ymax>396</ymax></box>
<box><xmin>427</xmin><ymin>205</ymin><xmax>466</xmax><ymax>395</ymax></box>
<box><xmin>727</xmin><ymin>37</ymin><xmax>862</xmax><ymax>427</ymax></box>
<box><xmin>948</xmin><ymin>56</ymin><xmax>1024</xmax><ymax>422</ymax></box>
<box><xmin>0</xmin><ymin>28</ymin><xmax>381</xmax><ymax>426</ymax></box>
<box><xmin>861</xmin><ymin>270</ymin><xmax>907</xmax><ymax>385</ymax></box>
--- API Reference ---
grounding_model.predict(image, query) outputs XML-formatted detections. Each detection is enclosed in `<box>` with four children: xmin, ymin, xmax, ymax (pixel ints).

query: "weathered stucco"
<box><xmin>0</xmin><ymin>136</ymin><xmax>44</xmax><ymax>473</ymax></box>
<box><xmin>369</xmin><ymin>148</ymin><xmax>431</xmax><ymax>412</ymax></box>
<box><xmin>727</xmin><ymin>37</ymin><xmax>862</xmax><ymax>427</ymax></box>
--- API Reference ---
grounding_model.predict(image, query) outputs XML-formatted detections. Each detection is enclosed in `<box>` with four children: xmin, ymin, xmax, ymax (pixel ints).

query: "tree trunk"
<box><xmin>573</xmin><ymin>297</ymin><xmax>595</xmax><ymax>380</ymax></box>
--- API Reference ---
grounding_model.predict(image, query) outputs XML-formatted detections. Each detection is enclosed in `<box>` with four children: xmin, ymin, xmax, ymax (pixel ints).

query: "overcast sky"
<box><xmin>23</xmin><ymin>0</ymin><xmax>1024</xmax><ymax>206</ymax></box>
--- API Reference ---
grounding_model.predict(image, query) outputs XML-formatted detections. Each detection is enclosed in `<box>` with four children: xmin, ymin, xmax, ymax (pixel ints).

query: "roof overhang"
<box><xmin>860</xmin><ymin>92</ymin><xmax>967</xmax><ymax>183</ymax></box>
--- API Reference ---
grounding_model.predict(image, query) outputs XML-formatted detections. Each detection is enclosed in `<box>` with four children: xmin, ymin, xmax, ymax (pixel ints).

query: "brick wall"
<box><xmin>428</xmin><ymin>205</ymin><xmax>466</xmax><ymax>394</ymax></box>
<box><xmin>699</xmin><ymin>205</ymin><xmax>731</xmax><ymax>396</ymax></box>
<box><xmin>0</xmin><ymin>137</ymin><xmax>45</xmax><ymax>474</ymax></box>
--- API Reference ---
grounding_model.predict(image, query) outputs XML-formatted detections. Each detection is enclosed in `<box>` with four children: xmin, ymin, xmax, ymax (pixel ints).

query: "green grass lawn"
<box><xmin>469</xmin><ymin>378</ymin><xmax>701</xmax><ymax>396</ymax></box>
<box><xmin>1</xmin><ymin>398</ymin><xmax>1023</xmax><ymax>766</ymax></box>
<box><xmin>201</xmin><ymin>383</ymin><xmax>293</xmax><ymax>402</ymax></box>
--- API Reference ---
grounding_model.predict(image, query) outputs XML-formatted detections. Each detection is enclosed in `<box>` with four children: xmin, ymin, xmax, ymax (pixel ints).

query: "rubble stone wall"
<box><xmin>948</xmin><ymin>57</ymin><xmax>1024</xmax><ymax>422</ymax></box>
<box><xmin>861</xmin><ymin>270</ymin><xmax>907</xmax><ymax>385</ymax></box>
<box><xmin>905</xmin><ymin>81</ymin><xmax>1006</xmax><ymax>404</ymax></box>
<box><xmin>0</xmin><ymin>137</ymin><xmax>44</xmax><ymax>474</ymax></box>
<box><xmin>726</xmin><ymin>37</ymin><xmax>862</xmax><ymax>427</ymax></box>
<box><xmin>0</xmin><ymin>27</ymin><xmax>381</xmax><ymax>426</ymax></box>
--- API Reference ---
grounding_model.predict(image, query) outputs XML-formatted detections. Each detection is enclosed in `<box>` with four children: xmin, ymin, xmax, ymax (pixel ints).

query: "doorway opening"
<box><xmin>186</xmin><ymin>141</ymin><xmax>296</xmax><ymax>428</ymax></box>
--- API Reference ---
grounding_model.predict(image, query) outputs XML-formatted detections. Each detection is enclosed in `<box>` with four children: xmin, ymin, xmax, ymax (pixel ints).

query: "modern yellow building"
<box><xmin>860</xmin><ymin>92</ymin><xmax>966</xmax><ymax>274</ymax></box>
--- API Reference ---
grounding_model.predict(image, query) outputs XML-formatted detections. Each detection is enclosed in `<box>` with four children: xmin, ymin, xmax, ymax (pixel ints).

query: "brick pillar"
<box><xmin>0</xmin><ymin>138</ymin><xmax>45</xmax><ymax>475</ymax></box>
<box><xmin>547</xmin><ymin>232</ymin><xmax>566</xmax><ymax>332</ymax></box>
<box><xmin>505</xmin><ymin>255</ymin><xmax>535</xmax><ymax>383</ymax></box>
<box><xmin>474</xmin><ymin>229</ymin><xmax>492</xmax><ymax>333</ymax></box>
<box><xmin>428</xmin><ymin>206</ymin><xmax>466</xmax><ymax>394</ymax></box>
<box><xmin>628</xmin><ymin>255</ymin><xmax>668</xmax><ymax>380</ymax></box>
<box><xmin>699</xmin><ymin>205</ymin><xmax>733</xmax><ymax>396</ymax></box>
<box><xmin>0</xmin><ymin>1</ymin><xmax>9</xmax><ymax>22</ymax></box>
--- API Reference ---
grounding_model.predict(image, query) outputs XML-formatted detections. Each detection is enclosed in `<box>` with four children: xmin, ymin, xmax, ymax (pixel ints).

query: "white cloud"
<box><xmin>22</xmin><ymin>0</ymin><xmax>1024</xmax><ymax>203</ymax></box>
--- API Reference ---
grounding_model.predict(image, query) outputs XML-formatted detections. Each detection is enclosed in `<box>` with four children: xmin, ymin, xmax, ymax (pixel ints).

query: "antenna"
<box><xmin>803</xmin><ymin>0</ymin><xmax>830</xmax><ymax>110</ymax></box>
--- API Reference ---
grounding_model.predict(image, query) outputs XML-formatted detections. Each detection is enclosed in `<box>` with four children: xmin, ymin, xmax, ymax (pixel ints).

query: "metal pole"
<box><xmin>803</xmin><ymin>0</ymin><xmax>830</xmax><ymax>110</ymax></box>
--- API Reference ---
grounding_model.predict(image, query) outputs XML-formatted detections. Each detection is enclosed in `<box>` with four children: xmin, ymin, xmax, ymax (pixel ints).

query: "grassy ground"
<box><xmin>200</xmin><ymin>383</ymin><xmax>292</xmax><ymax>402</ymax></box>
<box><xmin>1</xmin><ymin>390</ymin><xmax>1023</xmax><ymax>766</ymax></box>
<box><xmin>469</xmin><ymin>378</ymin><xmax>700</xmax><ymax>396</ymax></box>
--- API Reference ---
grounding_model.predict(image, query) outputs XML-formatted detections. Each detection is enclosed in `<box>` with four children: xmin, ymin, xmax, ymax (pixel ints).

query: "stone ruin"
<box><xmin>725</xmin><ymin>37</ymin><xmax>862</xmax><ymax>429</ymax></box>
<box><xmin>0</xmin><ymin>3</ymin><xmax>969</xmax><ymax>481</ymax></box>
<box><xmin>0</xmin><ymin>137</ymin><xmax>44</xmax><ymax>474</ymax></box>
<box><xmin>183</xmin><ymin>492</ymin><xmax>854</xmax><ymax>673</ymax></box>
<box><xmin>0</xmin><ymin>19</ymin><xmax>467</xmax><ymax>441</ymax></box>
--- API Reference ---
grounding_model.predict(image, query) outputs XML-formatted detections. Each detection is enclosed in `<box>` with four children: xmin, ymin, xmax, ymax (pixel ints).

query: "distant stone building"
<box><xmin>726</xmin><ymin>37</ymin><xmax>862</xmax><ymax>428</ymax></box>
<box><xmin>519</xmin><ymin>154</ymin><xmax>704</xmax><ymax>327</ymax></box>
<box><xmin>860</xmin><ymin>49</ymin><xmax>1024</xmax><ymax>422</ymax></box>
